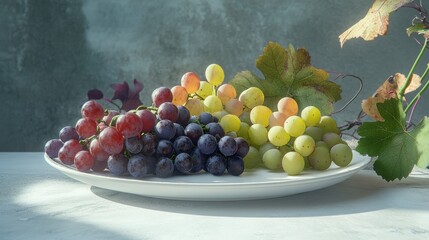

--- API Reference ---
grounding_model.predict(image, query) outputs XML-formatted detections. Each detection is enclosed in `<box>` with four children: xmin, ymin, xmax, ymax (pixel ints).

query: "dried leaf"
<box><xmin>339</xmin><ymin>0</ymin><xmax>412</xmax><ymax>47</ymax></box>
<box><xmin>395</xmin><ymin>73</ymin><xmax>421</xmax><ymax>94</ymax></box>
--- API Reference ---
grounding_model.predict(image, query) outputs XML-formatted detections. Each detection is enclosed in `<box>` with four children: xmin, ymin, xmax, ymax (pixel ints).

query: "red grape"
<box><xmin>74</xmin><ymin>150</ymin><xmax>94</xmax><ymax>172</ymax></box>
<box><xmin>81</xmin><ymin>100</ymin><xmax>104</xmax><ymax>121</ymax></box>
<box><xmin>136</xmin><ymin>109</ymin><xmax>156</xmax><ymax>133</ymax></box>
<box><xmin>58</xmin><ymin>139</ymin><xmax>82</xmax><ymax>165</ymax></box>
<box><xmin>89</xmin><ymin>138</ymin><xmax>110</xmax><ymax>162</ymax></box>
<box><xmin>76</xmin><ymin>118</ymin><xmax>97</xmax><ymax>138</ymax></box>
<box><xmin>152</xmin><ymin>87</ymin><xmax>173</xmax><ymax>107</ymax></box>
<box><xmin>102</xmin><ymin>110</ymin><xmax>119</xmax><ymax>125</ymax></box>
<box><xmin>116</xmin><ymin>112</ymin><xmax>142</xmax><ymax>138</ymax></box>
<box><xmin>158</xmin><ymin>102</ymin><xmax>179</xmax><ymax>122</ymax></box>
<box><xmin>99</xmin><ymin>126</ymin><xmax>124</xmax><ymax>155</ymax></box>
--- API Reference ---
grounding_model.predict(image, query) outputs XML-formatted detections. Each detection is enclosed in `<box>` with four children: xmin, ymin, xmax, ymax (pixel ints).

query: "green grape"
<box><xmin>301</xmin><ymin>106</ymin><xmax>321</xmax><ymax>127</ymax></box>
<box><xmin>203</xmin><ymin>95</ymin><xmax>223</xmax><ymax>113</ymax></box>
<box><xmin>225</xmin><ymin>99</ymin><xmax>244</xmax><ymax>116</ymax></box>
<box><xmin>243</xmin><ymin>146</ymin><xmax>260</xmax><ymax>169</ymax></box>
<box><xmin>293</xmin><ymin>135</ymin><xmax>315</xmax><ymax>157</ymax></box>
<box><xmin>279</xmin><ymin>144</ymin><xmax>292</xmax><ymax>155</ymax></box>
<box><xmin>226</xmin><ymin>131</ymin><xmax>237</xmax><ymax>138</ymax></box>
<box><xmin>316</xmin><ymin>141</ymin><xmax>330</xmax><ymax>150</ymax></box>
<box><xmin>205</xmin><ymin>64</ymin><xmax>224</xmax><ymax>86</ymax></box>
<box><xmin>258</xmin><ymin>142</ymin><xmax>276</xmax><ymax>158</ymax></box>
<box><xmin>304</xmin><ymin>126</ymin><xmax>324</xmax><ymax>142</ymax></box>
<box><xmin>184</xmin><ymin>98</ymin><xmax>204</xmax><ymax>116</ymax></box>
<box><xmin>250</xmin><ymin>105</ymin><xmax>272</xmax><ymax>127</ymax></box>
<box><xmin>330</xmin><ymin>143</ymin><xmax>353</xmax><ymax>167</ymax></box>
<box><xmin>318</xmin><ymin>116</ymin><xmax>340</xmax><ymax>134</ymax></box>
<box><xmin>303</xmin><ymin>156</ymin><xmax>311</xmax><ymax>169</ymax></box>
<box><xmin>268</xmin><ymin>126</ymin><xmax>290</xmax><ymax>147</ymax></box>
<box><xmin>237</xmin><ymin>122</ymin><xmax>250</xmax><ymax>140</ymax></box>
<box><xmin>238</xmin><ymin>87</ymin><xmax>264</xmax><ymax>109</ymax></box>
<box><xmin>239</xmin><ymin>111</ymin><xmax>252</xmax><ymax>125</ymax></box>
<box><xmin>196</xmin><ymin>81</ymin><xmax>213</xmax><ymax>99</ymax></box>
<box><xmin>248</xmin><ymin>124</ymin><xmax>268</xmax><ymax>146</ymax></box>
<box><xmin>263</xmin><ymin>149</ymin><xmax>283</xmax><ymax>170</ymax></box>
<box><xmin>212</xmin><ymin>110</ymin><xmax>228</xmax><ymax>120</ymax></box>
<box><xmin>220</xmin><ymin>114</ymin><xmax>241</xmax><ymax>133</ymax></box>
<box><xmin>322</xmin><ymin>132</ymin><xmax>343</xmax><ymax>148</ymax></box>
<box><xmin>284</xmin><ymin>116</ymin><xmax>306</xmax><ymax>137</ymax></box>
<box><xmin>308</xmin><ymin>146</ymin><xmax>332</xmax><ymax>170</ymax></box>
<box><xmin>282</xmin><ymin>151</ymin><xmax>305</xmax><ymax>176</ymax></box>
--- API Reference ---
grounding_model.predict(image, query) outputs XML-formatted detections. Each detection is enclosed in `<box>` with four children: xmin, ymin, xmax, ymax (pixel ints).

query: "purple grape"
<box><xmin>125</xmin><ymin>136</ymin><xmax>143</xmax><ymax>154</ymax></box>
<box><xmin>189</xmin><ymin>116</ymin><xmax>198</xmax><ymax>124</ymax></box>
<box><xmin>158</xmin><ymin>102</ymin><xmax>179</xmax><ymax>122</ymax></box>
<box><xmin>59</xmin><ymin>126</ymin><xmax>79</xmax><ymax>142</ymax></box>
<box><xmin>176</xmin><ymin>106</ymin><xmax>191</xmax><ymax>126</ymax></box>
<box><xmin>107</xmin><ymin>154</ymin><xmax>129</xmax><ymax>176</ymax></box>
<box><xmin>174</xmin><ymin>153</ymin><xmax>193</xmax><ymax>174</ymax></box>
<box><xmin>235</xmin><ymin>137</ymin><xmax>249</xmax><ymax>158</ymax></box>
<box><xmin>205</xmin><ymin>122</ymin><xmax>225</xmax><ymax>139</ymax></box>
<box><xmin>173</xmin><ymin>136</ymin><xmax>194</xmax><ymax>154</ymax></box>
<box><xmin>155</xmin><ymin>157</ymin><xmax>174</xmax><ymax>178</ymax></box>
<box><xmin>141</xmin><ymin>133</ymin><xmax>157</xmax><ymax>156</ymax></box>
<box><xmin>156</xmin><ymin>140</ymin><xmax>174</xmax><ymax>158</ymax></box>
<box><xmin>206</xmin><ymin>154</ymin><xmax>226</xmax><ymax>176</ymax></box>
<box><xmin>152</xmin><ymin>87</ymin><xmax>173</xmax><ymax>107</ymax></box>
<box><xmin>190</xmin><ymin>148</ymin><xmax>207</xmax><ymax>173</ymax></box>
<box><xmin>44</xmin><ymin>139</ymin><xmax>64</xmax><ymax>158</ymax></box>
<box><xmin>198</xmin><ymin>112</ymin><xmax>214</xmax><ymax>125</ymax></box>
<box><xmin>172</xmin><ymin>123</ymin><xmax>185</xmax><ymax>141</ymax></box>
<box><xmin>154</xmin><ymin>119</ymin><xmax>175</xmax><ymax>140</ymax></box>
<box><xmin>218</xmin><ymin>136</ymin><xmax>238</xmax><ymax>157</ymax></box>
<box><xmin>227</xmin><ymin>155</ymin><xmax>244</xmax><ymax>176</ymax></box>
<box><xmin>184</xmin><ymin>123</ymin><xmax>203</xmax><ymax>145</ymax></box>
<box><xmin>128</xmin><ymin>154</ymin><xmax>156</xmax><ymax>178</ymax></box>
<box><xmin>92</xmin><ymin>159</ymin><xmax>107</xmax><ymax>172</ymax></box>
<box><xmin>197</xmin><ymin>134</ymin><xmax>218</xmax><ymax>155</ymax></box>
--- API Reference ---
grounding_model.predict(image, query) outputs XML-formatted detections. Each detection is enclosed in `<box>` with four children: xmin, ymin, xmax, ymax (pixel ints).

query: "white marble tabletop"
<box><xmin>1</xmin><ymin>152</ymin><xmax>429</xmax><ymax>240</ymax></box>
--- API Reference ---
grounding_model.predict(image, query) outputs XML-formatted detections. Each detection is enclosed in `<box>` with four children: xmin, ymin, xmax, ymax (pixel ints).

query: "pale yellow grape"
<box><xmin>269</xmin><ymin>111</ymin><xmax>288</xmax><ymax>127</ymax></box>
<box><xmin>301</xmin><ymin>106</ymin><xmax>321</xmax><ymax>127</ymax></box>
<box><xmin>293</xmin><ymin>135</ymin><xmax>315</xmax><ymax>157</ymax></box>
<box><xmin>282</xmin><ymin>151</ymin><xmax>305</xmax><ymax>176</ymax></box>
<box><xmin>277</xmin><ymin>97</ymin><xmax>298</xmax><ymax>117</ymax></box>
<box><xmin>184</xmin><ymin>98</ymin><xmax>204</xmax><ymax>116</ymax></box>
<box><xmin>220</xmin><ymin>114</ymin><xmax>241</xmax><ymax>133</ymax></box>
<box><xmin>243</xmin><ymin>146</ymin><xmax>260</xmax><ymax>169</ymax></box>
<box><xmin>258</xmin><ymin>142</ymin><xmax>276</xmax><ymax>158</ymax></box>
<box><xmin>308</xmin><ymin>146</ymin><xmax>331</xmax><ymax>170</ymax></box>
<box><xmin>322</xmin><ymin>132</ymin><xmax>343</xmax><ymax>148</ymax></box>
<box><xmin>250</xmin><ymin>105</ymin><xmax>272</xmax><ymax>127</ymax></box>
<box><xmin>203</xmin><ymin>95</ymin><xmax>223</xmax><ymax>113</ymax></box>
<box><xmin>181</xmin><ymin>72</ymin><xmax>200</xmax><ymax>94</ymax></box>
<box><xmin>239</xmin><ymin>111</ymin><xmax>252</xmax><ymax>125</ymax></box>
<box><xmin>284</xmin><ymin>116</ymin><xmax>306</xmax><ymax>137</ymax></box>
<box><xmin>330</xmin><ymin>143</ymin><xmax>353</xmax><ymax>167</ymax></box>
<box><xmin>225</xmin><ymin>99</ymin><xmax>244</xmax><ymax>116</ymax></box>
<box><xmin>196</xmin><ymin>81</ymin><xmax>213</xmax><ymax>99</ymax></box>
<box><xmin>205</xmin><ymin>64</ymin><xmax>224</xmax><ymax>86</ymax></box>
<box><xmin>263</xmin><ymin>149</ymin><xmax>283</xmax><ymax>170</ymax></box>
<box><xmin>212</xmin><ymin>110</ymin><xmax>228</xmax><ymax>120</ymax></box>
<box><xmin>304</xmin><ymin>126</ymin><xmax>324</xmax><ymax>142</ymax></box>
<box><xmin>237</xmin><ymin>122</ymin><xmax>250</xmax><ymax>140</ymax></box>
<box><xmin>217</xmin><ymin>84</ymin><xmax>237</xmax><ymax>105</ymax></box>
<box><xmin>268</xmin><ymin>126</ymin><xmax>290</xmax><ymax>147</ymax></box>
<box><xmin>248</xmin><ymin>124</ymin><xmax>268</xmax><ymax>146</ymax></box>
<box><xmin>171</xmin><ymin>85</ymin><xmax>188</xmax><ymax>106</ymax></box>
<box><xmin>238</xmin><ymin>87</ymin><xmax>264</xmax><ymax>109</ymax></box>
<box><xmin>318</xmin><ymin>116</ymin><xmax>340</xmax><ymax>134</ymax></box>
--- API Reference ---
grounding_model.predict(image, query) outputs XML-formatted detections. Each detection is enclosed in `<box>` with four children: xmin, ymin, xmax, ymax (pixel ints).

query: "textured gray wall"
<box><xmin>1</xmin><ymin>0</ymin><xmax>427</xmax><ymax>151</ymax></box>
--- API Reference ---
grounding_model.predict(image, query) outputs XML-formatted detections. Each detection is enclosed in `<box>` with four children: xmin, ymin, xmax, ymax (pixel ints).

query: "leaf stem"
<box><xmin>398</xmin><ymin>39</ymin><xmax>427</xmax><ymax>100</ymax></box>
<box><xmin>404</xmin><ymin>63</ymin><xmax>429</xmax><ymax>113</ymax></box>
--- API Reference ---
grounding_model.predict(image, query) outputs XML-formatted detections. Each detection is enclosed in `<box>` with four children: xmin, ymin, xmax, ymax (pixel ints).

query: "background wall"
<box><xmin>1</xmin><ymin>0</ymin><xmax>428</xmax><ymax>151</ymax></box>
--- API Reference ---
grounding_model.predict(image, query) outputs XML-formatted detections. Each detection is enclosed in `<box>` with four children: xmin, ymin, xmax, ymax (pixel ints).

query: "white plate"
<box><xmin>44</xmin><ymin>151</ymin><xmax>371</xmax><ymax>201</ymax></box>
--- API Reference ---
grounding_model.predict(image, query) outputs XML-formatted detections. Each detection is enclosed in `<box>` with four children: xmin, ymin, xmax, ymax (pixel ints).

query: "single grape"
<box><xmin>224</xmin><ymin>98</ymin><xmax>244</xmax><ymax>117</ymax></box>
<box><xmin>330</xmin><ymin>143</ymin><xmax>353</xmax><ymax>167</ymax></box>
<box><xmin>152</xmin><ymin>87</ymin><xmax>173</xmax><ymax>107</ymax></box>
<box><xmin>282</xmin><ymin>151</ymin><xmax>305</xmax><ymax>176</ymax></box>
<box><xmin>203</xmin><ymin>95</ymin><xmax>223</xmax><ymax>113</ymax></box>
<box><xmin>103</xmin><ymin>110</ymin><xmax>119</xmax><ymax>125</ymax></box>
<box><xmin>322</xmin><ymin>132</ymin><xmax>343</xmax><ymax>148</ymax></box>
<box><xmin>293</xmin><ymin>135</ymin><xmax>316</xmax><ymax>157</ymax></box>
<box><xmin>98</xmin><ymin>126</ymin><xmax>124</xmax><ymax>155</ymax></box>
<box><xmin>218</xmin><ymin>136</ymin><xmax>238</xmax><ymax>157</ymax></box>
<box><xmin>91</xmin><ymin>159</ymin><xmax>107</xmax><ymax>172</ymax></box>
<box><xmin>171</xmin><ymin>85</ymin><xmax>188</xmax><ymax>106</ymax></box>
<box><xmin>284</xmin><ymin>116</ymin><xmax>306</xmax><ymax>137</ymax></box>
<box><xmin>308</xmin><ymin>146</ymin><xmax>331</xmax><ymax>170</ymax></box>
<box><xmin>136</xmin><ymin>109</ymin><xmax>156</xmax><ymax>133</ymax></box>
<box><xmin>318</xmin><ymin>116</ymin><xmax>340</xmax><ymax>134</ymax></box>
<box><xmin>239</xmin><ymin>111</ymin><xmax>252</xmax><ymax>125</ymax></box>
<box><xmin>58</xmin><ymin>139</ymin><xmax>82</xmax><ymax>165</ymax></box>
<box><xmin>154</xmin><ymin>119</ymin><xmax>176</xmax><ymax>140</ymax></box>
<box><xmin>227</xmin><ymin>155</ymin><xmax>244</xmax><ymax>176</ymax></box>
<box><xmin>173</xmin><ymin>135</ymin><xmax>194</xmax><ymax>154</ymax></box>
<box><xmin>190</xmin><ymin>148</ymin><xmax>208</xmax><ymax>173</ymax></box>
<box><xmin>279</xmin><ymin>144</ymin><xmax>292</xmax><ymax>155</ymax></box>
<box><xmin>172</xmin><ymin>123</ymin><xmax>185</xmax><ymax>141</ymax></box>
<box><xmin>238</xmin><ymin>87</ymin><xmax>264</xmax><ymax>109</ymax></box>
<box><xmin>189</xmin><ymin>115</ymin><xmax>198</xmax><ymax>124</ymax></box>
<box><xmin>205</xmin><ymin>122</ymin><xmax>225</xmax><ymax>139</ymax></box>
<box><xmin>181</xmin><ymin>72</ymin><xmax>200</xmax><ymax>94</ymax></box>
<box><xmin>269</xmin><ymin>111</ymin><xmax>288</xmax><ymax>128</ymax></box>
<box><xmin>184</xmin><ymin>98</ymin><xmax>204</xmax><ymax>116</ymax></box>
<box><xmin>277</xmin><ymin>97</ymin><xmax>298</xmax><ymax>117</ymax></box>
<box><xmin>155</xmin><ymin>157</ymin><xmax>174</xmax><ymax>178</ymax></box>
<box><xmin>116</xmin><ymin>112</ymin><xmax>143</xmax><ymax>138</ymax></box>
<box><xmin>235</xmin><ymin>137</ymin><xmax>249</xmax><ymax>158</ymax></box>
<box><xmin>156</xmin><ymin>139</ymin><xmax>174</xmax><ymax>158</ymax></box>
<box><xmin>107</xmin><ymin>153</ymin><xmax>129</xmax><ymax>176</ymax></box>
<box><xmin>217</xmin><ymin>83</ymin><xmax>236</xmax><ymax>105</ymax></box>
<box><xmin>125</xmin><ymin>136</ymin><xmax>144</xmax><ymax>154</ymax></box>
<box><xmin>97</xmin><ymin>122</ymin><xmax>108</xmax><ymax>132</ymax></box>
<box><xmin>141</xmin><ymin>133</ymin><xmax>157</xmax><ymax>156</ymax></box>
<box><xmin>158</xmin><ymin>102</ymin><xmax>179</xmax><ymax>122</ymax></box>
<box><xmin>268</xmin><ymin>126</ymin><xmax>290</xmax><ymax>147</ymax></box>
<box><xmin>212</xmin><ymin>110</ymin><xmax>228</xmax><ymax>120</ymax></box>
<box><xmin>199</xmin><ymin>112</ymin><xmax>214</xmax><ymax>125</ymax></box>
<box><xmin>248</xmin><ymin>124</ymin><xmax>268</xmax><ymax>146</ymax></box>
<box><xmin>176</xmin><ymin>106</ymin><xmax>191</xmax><ymax>126</ymax></box>
<box><xmin>226</xmin><ymin>131</ymin><xmax>237</xmax><ymax>138</ymax></box>
<box><xmin>301</xmin><ymin>106</ymin><xmax>321</xmax><ymax>127</ymax></box>
<box><xmin>45</xmin><ymin>139</ymin><xmax>64</xmax><ymax>158</ymax></box>
<box><xmin>263</xmin><ymin>148</ymin><xmax>283</xmax><ymax>170</ymax></box>
<box><xmin>258</xmin><ymin>142</ymin><xmax>276</xmax><ymax>158</ymax></box>
<box><xmin>316</xmin><ymin>141</ymin><xmax>330</xmax><ymax>150</ymax></box>
<box><xmin>184</xmin><ymin>123</ymin><xmax>204</xmax><ymax>145</ymax></box>
<box><xmin>128</xmin><ymin>154</ymin><xmax>156</xmax><ymax>178</ymax></box>
<box><xmin>59</xmin><ymin>126</ymin><xmax>79</xmax><ymax>142</ymax></box>
<box><xmin>250</xmin><ymin>105</ymin><xmax>272</xmax><ymax>127</ymax></box>
<box><xmin>81</xmin><ymin>100</ymin><xmax>104</xmax><ymax>121</ymax></box>
<box><xmin>206</xmin><ymin>154</ymin><xmax>226</xmax><ymax>176</ymax></box>
<box><xmin>205</xmin><ymin>64</ymin><xmax>224</xmax><ymax>86</ymax></box>
<box><xmin>174</xmin><ymin>152</ymin><xmax>193</xmax><ymax>174</ymax></box>
<box><xmin>89</xmin><ymin>138</ymin><xmax>110</xmax><ymax>162</ymax></box>
<box><xmin>75</xmin><ymin>118</ymin><xmax>97</xmax><ymax>138</ymax></box>
<box><xmin>243</xmin><ymin>146</ymin><xmax>260</xmax><ymax>169</ymax></box>
<box><xmin>219</xmin><ymin>114</ymin><xmax>241</xmax><ymax>133</ymax></box>
<box><xmin>305</xmin><ymin>126</ymin><xmax>324</xmax><ymax>142</ymax></box>
<box><xmin>196</xmin><ymin>81</ymin><xmax>213</xmax><ymax>99</ymax></box>
<box><xmin>236</xmin><ymin>122</ymin><xmax>250</xmax><ymax>140</ymax></box>
<box><xmin>74</xmin><ymin>150</ymin><xmax>94</xmax><ymax>172</ymax></box>
<box><xmin>197</xmin><ymin>134</ymin><xmax>218</xmax><ymax>155</ymax></box>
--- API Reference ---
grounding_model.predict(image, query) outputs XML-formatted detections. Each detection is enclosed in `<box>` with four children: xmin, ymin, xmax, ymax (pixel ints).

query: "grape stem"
<box><xmin>404</xmin><ymin>63</ymin><xmax>429</xmax><ymax>113</ymax></box>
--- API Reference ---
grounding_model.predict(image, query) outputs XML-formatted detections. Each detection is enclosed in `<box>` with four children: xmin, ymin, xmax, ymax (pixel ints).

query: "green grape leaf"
<box><xmin>230</xmin><ymin>42</ymin><xmax>341</xmax><ymax>114</ymax></box>
<box><xmin>406</xmin><ymin>23</ymin><xmax>429</xmax><ymax>39</ymax></box>
<box><xmin>356</xmin><ymin>98</ymin><xmax>429</xmax><ymax>181</ymax></box>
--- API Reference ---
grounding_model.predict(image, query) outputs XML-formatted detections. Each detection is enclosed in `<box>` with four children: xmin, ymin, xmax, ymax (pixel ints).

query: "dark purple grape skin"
<box><xmin>158</xmin><ymin>102</ymin><xmax>179</xmax><ymax>122</ymax></box>
<box><xmin>184</xmin><ymin>123</ymin><xmax>204</xmax><ymax>145</ymax></box>
<box><xmin>190</xmin><ymin>148</ymin><xmax>208</xmax><ymax>173</ymax></box>
<box><xmin>218</xmin><ymin>136</ymin><xmax>238</xmax><ymax>157</ymax></box>
<box><xmin>155</xmin><ymin>157</ymin><xmax>174</xmax><ymax>178</ymax></box>
<box><xmin>141</xmin><ymin>133</ymin><xmax>157</xmax><ymax>156</ymax></box>
<box><xmin>107</xmin><ymin>154</ymin><xmax>129</xmax><ymax>176</ymax></box>
<box><xmin>45</xmin><ymin>139</ymin><xmax>64</xmax><ymax>158</ymax></box>
<box><xmin>197</xmin><ymin>134</ymin><xmax>218</xmax><ymax>155</ymax></box>
<box><xmin>92</xmin><ymin>159</ymin><xmax>107</xmax><ymax>172</ymax></box>
<box><xmin>176</xmin><ymin>106</ymin><xmax>191</xmax><ymax>126</ymax></box>
<box><xmin>59</xmin><ymin>126</ymin><xmax>80</xmax><ymax>142</ymax></box>
<box><xmin>227</xmin><ymin>155</ymin><xmax>245</xmax><ymax>176</ymax></box>
<box><xmin>198</xmin><ymin>112</ymin><xmax>214</xmax><ymax>125</ymax></box>
<box><xmin>205</xmin><ymin>122</ymin><xmax>225</xmax><ymax>139</ymax></box>
<box><xmin>172</xmin><ymin>123</ymin><xmax>185</xmax><ymax>141</ymax></box>
<box><xmin>156</xmin><ymin>140</ymin><xmax>174</xmax><ymax>158</ymax></box>
<box><xmin>188</xmin><ymin>115</ymin><xmax>198</xmax><ymax>124</ymax></box>
<box><xmin>235</xmin><ymin>137</ymin><xmax>250</xmax><ymax>158</ymax></box>
<box><xmin>128</xmin><ymin>154</ymin><xmax>156</xmax><ymax>178</ymax></box>
<box><xmin>125</xmin><ymin>136</ymin><xmax>143</xmax><ymax>154</ymax></box>
<box><xmin>206</xmin><ymin>154</ymin><xmax>226</xmax><ymax>176</ymax></box>
<box><xmin>154</xmin><ymin>119</ymin><xmax>176</xmax><ymax>140</ymax></box>
<box><xmin>173</xmin><ymin>136</ymin><xmax>194</xmax><ymax>154</ymax></box>
<box><xmin>174</xmin><ymin>153</ymin><xmax>193</xmax><ymax>174</ymax></box>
